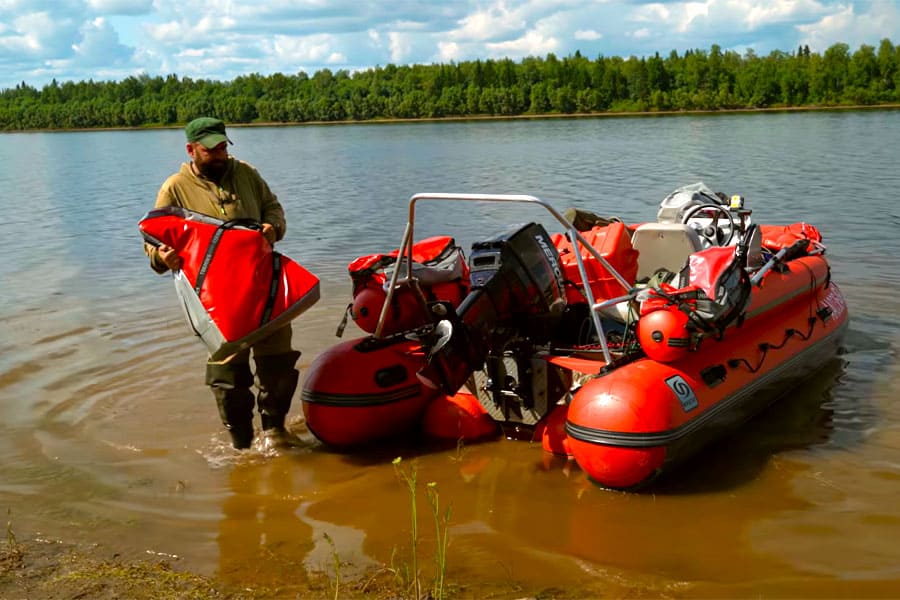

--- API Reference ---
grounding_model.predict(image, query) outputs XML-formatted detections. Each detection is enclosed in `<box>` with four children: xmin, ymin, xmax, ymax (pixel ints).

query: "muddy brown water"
<box><xmin>1</xmin><ymin>112</ymin><xmax>899</xmax><ymax>597</ymax></box>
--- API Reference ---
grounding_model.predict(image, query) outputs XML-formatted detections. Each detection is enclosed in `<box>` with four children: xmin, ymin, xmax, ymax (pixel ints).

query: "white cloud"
<box><xmin>145</xmin><ymin>20</ymin><xmax>184</xmax><ymax>44</ymax></box>
<box><xmin>613</xmin><ymin>0</ymin><xmax>870</xmax><ymax>57</ymax></box>
<box><xmin>574</xmin><ymin>29</ymin><xmax>601</xmax><ymax>41</ymax></box>
<box><xmin>797</xmin><ymin>0</ymin><xmax>900</xmax><ymax>53</ymax></box>
<box><xmin>486</xmin><ymin>28</ymin><xmax>558</xmax><ymax>57</ymax></box>
<box><xmin>452</xmin><ymin>1</ymin><xmax>526</xmax><ymax>42</ymax></box>
<box><xmin>71</xmin><ymin>16</ymin><xmax>133</xmax><ymax>66</ymax></box>
<box><xmin>194</xmin><ymin>15</ymin><xmax>223</xmax><ymax>34</ymax></box>
<box><xmin>438</xmin><ymin>40</ymin><xmax>460</xmax><ymax>61</ymax></box>
<box><xmin>86</xmin><ymin>0</ymin><xmax>152</xmax><ymax>15</ymax></box>
<box><xmin>676</xmin><ymin>2</ymin><xmax>710</xmax><ymax>34</ymax></box>
<box><xmin>393</xmin><ymin>19</ymin><xmax>428</xmax><ymax>32</ymax></box>
<box><xmin>631</xmin><ymin>27</ymin><xmax>651</xmax><ymax>40</ymax></box>
<box><xmin>631</xmin><ymin>3</ymin><xmax>671</xmax><ymax>24</ymax></box>
<box><xmin>389</xmin><ymin>31</ymin><xmax>412</xmax><ymax>62</ymax></box>
<box><xmin>0</xmin><ymin>27</ymin><xmax>38</xmax><ymax>54</ymax></box>
<box><xmin>180</xmin><ymin>47</ymin><xmax>204</xmax><ymax>59</ymax></box>
<box><xmin>3</xmin><ymin>9</ymin><xmax>80</xmax><ymax>57</ymax></box>
<box><xmin>736</xmin><ymin>0</ymin><xmax>829</xmax><ymax>30</ymax></box>
<box><xmin>797</xmin><ymin>3</ymin><xmax>855</xmax><ymax>37</ymax></box>
<box><xmin>272</xmin><ymin>33</ymin><xmax>337</xmax><ymax>63</ymax></box>
<box><xmin>630</xmin><ymin>0</ymin><xmax>832</xmax><ymax>37</ymax></box>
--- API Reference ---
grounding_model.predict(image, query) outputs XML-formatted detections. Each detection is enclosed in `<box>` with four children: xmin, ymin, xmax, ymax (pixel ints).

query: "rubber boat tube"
<box><xmin>566</xmin><ymin>270</ymin><xmax>849</xmax><ymax>490</ymax></box>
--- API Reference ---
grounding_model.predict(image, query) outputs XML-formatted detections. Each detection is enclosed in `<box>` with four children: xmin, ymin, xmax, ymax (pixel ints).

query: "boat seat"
<box><xmin>632</xmin><ymin>222</ymin><xmax>704</xmax><ymax>281</ymax></box>
<box><xmin>745</xmin><ymin>224</ymin><xmax>764</xmax><ymax>268</ymax></box>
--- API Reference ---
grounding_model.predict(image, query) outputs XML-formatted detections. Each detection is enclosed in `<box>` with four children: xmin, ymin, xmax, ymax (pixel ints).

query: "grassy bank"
<box><xmin>0</xmin><ymin>533</ymin><xmax>414</xmax><ymax>600</ymax></box>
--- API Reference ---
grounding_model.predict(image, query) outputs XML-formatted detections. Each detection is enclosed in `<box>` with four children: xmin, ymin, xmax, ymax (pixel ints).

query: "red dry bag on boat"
<box><xmin>683</xmin><ymin>245</ymin><xmax>751</xmax><ymax>331</ymax></box>
<box><xmin>638</xmin><ymin>244</ymin><xmax>751</xmax><ymax>353</ymax></box>
<box><xmin>759</xmin><ymin>222</ymin><xmax>822</xmax><ymax>253</ymax></box>
<box><xmin>139</xmin><ymin>207</ymin><xmax>320</xmax><ymax>361</ymax></box>
<box><xmin>347</xmin><ymin>236</ymin><xmax>469</xmax><ymax>335</ymax></box>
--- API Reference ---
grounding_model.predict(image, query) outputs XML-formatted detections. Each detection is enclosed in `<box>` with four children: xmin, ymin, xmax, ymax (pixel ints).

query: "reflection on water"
<box><xmin>1</xmin><ymin>113</ymin><xmax>900</xmax><ymax>596</ymax></box>
<box><xmin>218</xmin><ymin>457</ymin><xmax>313</xmax><ymax>591</ymax></box>
<box><xmin>649</xmin><ymin>357</ymin><xmax>849</xmax><ymax>495</ymax></box>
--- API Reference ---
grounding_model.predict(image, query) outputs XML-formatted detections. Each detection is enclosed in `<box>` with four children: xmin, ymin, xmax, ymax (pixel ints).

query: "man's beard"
<box><xmin>196</xmin><ymin>159</ymin><xmax>227</xmax><ymax>182</ymax></box>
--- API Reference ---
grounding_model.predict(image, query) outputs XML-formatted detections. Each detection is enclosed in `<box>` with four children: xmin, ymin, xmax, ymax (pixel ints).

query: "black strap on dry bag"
<box><xmin>260</xmin><ymin>252</ymin><xmax>282</xmax><ymax>326</ymax></box>
<box><xmin>193</xmin><ymin>219</ymin><xmax>260</xmax><ymax>294</ymax></box>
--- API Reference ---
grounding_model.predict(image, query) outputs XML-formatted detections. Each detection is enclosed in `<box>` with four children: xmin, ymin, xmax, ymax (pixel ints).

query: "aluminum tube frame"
<box><xmin>374</xmin><ymin>193</ymin><xmax>633</xmax><ymax>365</ymax></box>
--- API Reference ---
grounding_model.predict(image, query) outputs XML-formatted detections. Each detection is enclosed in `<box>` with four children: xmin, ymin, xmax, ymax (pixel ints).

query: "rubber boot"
<box><xmin>206</xmin><ymin>361</ymin><xmax>255</xmax><ymax>449</ymax></box>
<box><xmin>254</xmin><ymin>350</ymin><xmax>301</xmax><ymax>433</ymax></box>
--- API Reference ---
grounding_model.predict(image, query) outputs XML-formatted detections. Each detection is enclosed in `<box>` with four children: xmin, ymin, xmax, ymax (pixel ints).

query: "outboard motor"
<box><xmin>464</xmin><ymin>222</ymin><xmax>566</xmax><ymax>339</ymax></box>
<box><xmin>419</xmin><ymin>222</ymin><xmax>568</xmax><ymax>423</ymax></box>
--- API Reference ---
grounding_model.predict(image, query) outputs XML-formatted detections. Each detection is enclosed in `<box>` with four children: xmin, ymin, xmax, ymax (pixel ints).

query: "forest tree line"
<box><xmin>2</xmin><ymin>39</ymin><xmax>899</xmax><ymax>131</ymax></box>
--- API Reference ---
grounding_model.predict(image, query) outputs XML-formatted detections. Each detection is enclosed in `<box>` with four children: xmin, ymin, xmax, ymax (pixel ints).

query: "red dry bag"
<box><xmin>139</xmin><ymin>207</ymin><xmax>320</xmax><ymax>361</ymax></box>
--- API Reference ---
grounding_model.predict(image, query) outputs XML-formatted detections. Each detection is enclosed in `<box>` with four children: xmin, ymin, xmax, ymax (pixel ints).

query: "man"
<box><xmin>145</xmin><ymin>117</ymin><xmax>301</xmax><ymax>450</ymax></box>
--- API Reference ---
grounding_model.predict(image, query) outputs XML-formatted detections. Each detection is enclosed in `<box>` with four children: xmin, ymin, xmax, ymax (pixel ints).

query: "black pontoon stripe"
<box><xmin>301</xmin><ymin>384</ymin><xmax>422</xmax><ymax>407</ymax></box>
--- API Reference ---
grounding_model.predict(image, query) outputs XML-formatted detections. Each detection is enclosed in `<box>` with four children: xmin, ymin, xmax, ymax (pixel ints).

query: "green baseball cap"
<box><xmin>185</xmin><ymin>117</ymin><xmax>232</xmax><ymax>148</ymax></box>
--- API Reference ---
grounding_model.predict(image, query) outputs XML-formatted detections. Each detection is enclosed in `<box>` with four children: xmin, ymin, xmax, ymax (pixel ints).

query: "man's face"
<box><xmin>188</xmin><ymin>141</ymin><xmax>228</xmax><ymax>180</ymax></box>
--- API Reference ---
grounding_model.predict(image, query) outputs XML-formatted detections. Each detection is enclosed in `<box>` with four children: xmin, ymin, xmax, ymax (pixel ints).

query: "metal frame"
<box><xmin>374</xmin><ymin>192</ymin><xmax>635</xmax><ymax>364</ymax></box>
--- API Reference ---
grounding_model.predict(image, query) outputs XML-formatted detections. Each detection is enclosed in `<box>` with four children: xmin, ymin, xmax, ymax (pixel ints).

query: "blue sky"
<box><xmin>2</xmin><ymin>0</ymin><xmax>899</xmax><ymax>92</ymax></box>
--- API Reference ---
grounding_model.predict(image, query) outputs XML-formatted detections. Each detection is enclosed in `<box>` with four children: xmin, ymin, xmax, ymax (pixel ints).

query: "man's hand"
<box><xmin>261</xmin><ymin>223</ymin><xmax>277</xmax><ymax>245</ymax></box>
<box><xmin>158</xmin><ymin>244</ymin><xmax>182</xmax><ymax>271</ymax></box>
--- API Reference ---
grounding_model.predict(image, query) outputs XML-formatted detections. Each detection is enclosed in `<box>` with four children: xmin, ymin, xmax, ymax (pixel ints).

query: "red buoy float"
<box><xmin>301</xmin><ymin>336</ymin><xmax>439</xmax><ymax>448</ymax></box>
<box><xmin>350</xmin><ymin>284</ymin><xmax>424</xmax><ymax>335</ymax></box>
<box><xmin>566</xmin><ymin>373</ymin><xmax>673</xmax><ymax>489</ymax></box>
<box><xmin>637</xmin><ymin>307</ymin><xmax>691</xmax><ymax>363</ymax></box>
<box><xmin>534</xmin><ymin>403</ymin><xmax>572</xmax><ymax>457</ymax></box>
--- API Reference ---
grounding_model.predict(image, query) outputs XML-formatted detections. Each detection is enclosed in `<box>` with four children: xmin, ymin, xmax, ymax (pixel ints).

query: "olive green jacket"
<box><xmin>145</xmin><ymin>157</ymin><xmax>287</xmax><ymax>273</ymax></box>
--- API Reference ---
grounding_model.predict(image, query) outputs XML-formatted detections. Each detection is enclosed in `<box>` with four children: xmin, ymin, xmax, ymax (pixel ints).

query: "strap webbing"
<box><xmin>193</xmin><ymin>219</ymin><xmax>260</xmax><ymax>294</ymax></box>
<box><xmin>194</xmin><ymin>225</ymin><xmax>228</xmax><ymax>293</ymax></box>
<box><xmin>260</xmin><ymin>252</ymin><xmax>282</xmax><ymax>326</ymax></box>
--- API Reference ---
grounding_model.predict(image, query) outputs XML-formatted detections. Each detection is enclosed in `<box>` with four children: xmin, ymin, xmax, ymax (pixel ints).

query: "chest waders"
<box><xmin>206</xmin><ymin>349</ymin><xmax>302</xmax><ymax>449</ymax></box>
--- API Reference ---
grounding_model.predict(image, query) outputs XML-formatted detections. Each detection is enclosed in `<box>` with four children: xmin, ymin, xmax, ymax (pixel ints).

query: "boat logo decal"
<box><xmin>665</xmin><ymin>375</ymin><xmax>699</xmax><ymax>412</ymax></box>
<box><xmin>535</xmin><ymin>233</ymin><xmax>565</xmax><ymax>297</ymax></box>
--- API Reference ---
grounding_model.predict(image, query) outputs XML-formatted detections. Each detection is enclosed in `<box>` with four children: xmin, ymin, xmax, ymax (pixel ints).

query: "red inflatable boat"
<box><xmin>301</xmin><ymin>187</ymin><xmax>848</xmax><ymax>489</ymax></box>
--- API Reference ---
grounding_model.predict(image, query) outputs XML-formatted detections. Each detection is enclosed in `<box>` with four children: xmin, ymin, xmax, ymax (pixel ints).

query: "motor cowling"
<box><xmin>422</xmin><ymin>222</ymin><xmax>568</xmax><ymax>395</ymax></box>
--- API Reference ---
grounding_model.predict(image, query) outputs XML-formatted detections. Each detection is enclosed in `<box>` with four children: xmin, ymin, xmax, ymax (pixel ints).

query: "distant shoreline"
<box><xmin>4</xmin><ymin>103</ymin><xmax>900</xmax><ymax>134</ymax></box>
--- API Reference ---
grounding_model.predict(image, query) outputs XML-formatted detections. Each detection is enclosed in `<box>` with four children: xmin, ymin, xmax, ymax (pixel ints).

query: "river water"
<box><xmin>1</xmin><ymin>111</ymin><xmax>899</xmax><ymax>597</ymax></box>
